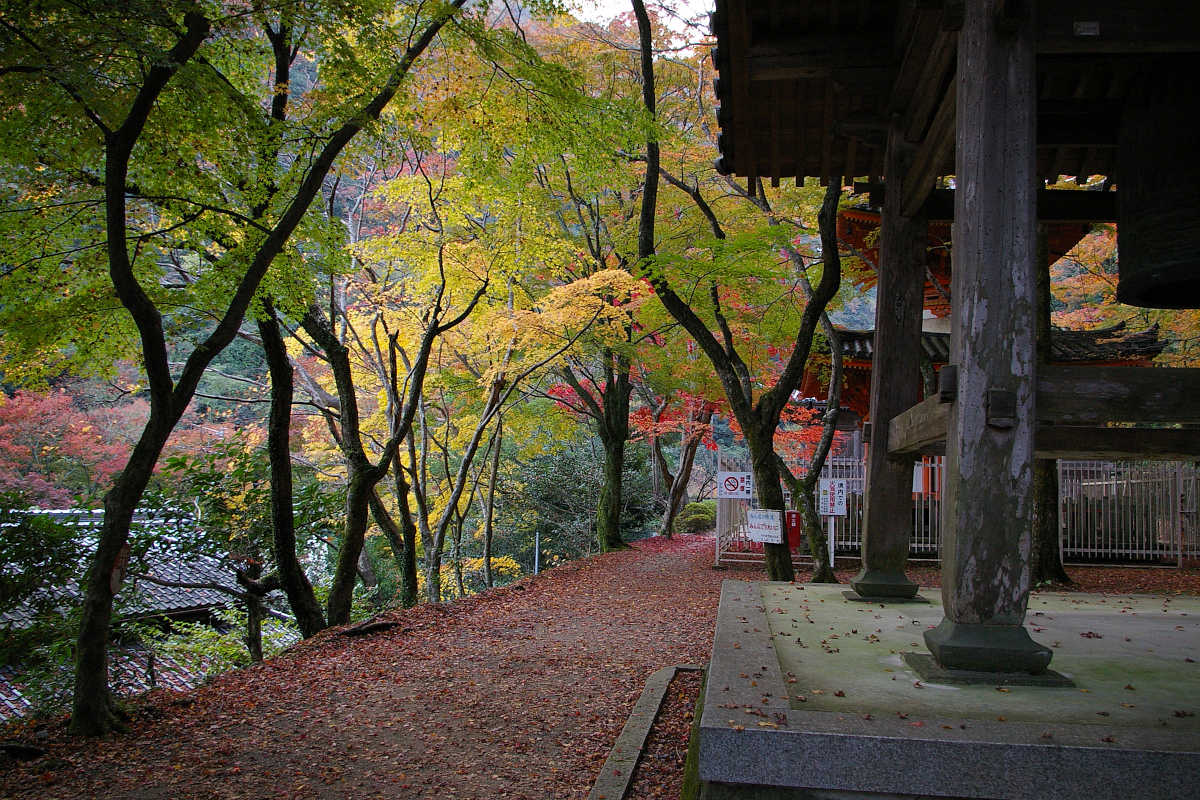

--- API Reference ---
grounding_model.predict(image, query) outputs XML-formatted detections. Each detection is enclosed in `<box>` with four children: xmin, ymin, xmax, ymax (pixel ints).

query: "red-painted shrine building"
<box><xmin>799</xmin><ymin>207</ymin><xmax>1165</xmax><ymax>422</ymax></box>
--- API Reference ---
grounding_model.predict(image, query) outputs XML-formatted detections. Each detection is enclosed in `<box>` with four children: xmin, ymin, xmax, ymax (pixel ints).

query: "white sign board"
<box><xmin>747</xmin><ymin>509</ymin><xmax>783</xmax><ymax>544</ymax></box>
<box><xmin>818</xmin><ymin>478</ymin><xmax>848</xmax><ymax>516</ymax></box>
<box><xmin>717</xmin><ymin>471</ymin><xmax>752</xmax><ymax>499</ymax></box>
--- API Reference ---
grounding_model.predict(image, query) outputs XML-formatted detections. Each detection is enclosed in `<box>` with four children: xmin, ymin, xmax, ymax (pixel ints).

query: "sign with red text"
<box><xmin>747</xmin><ymin>509</ymin><xmax>783</xmax><ymax>544</ymax></box>
<box><xmin>717</xmin><ymin>471</ymin><xmax>752</xmax><ymax>499</ymax></box>
<box><xmin>818</xmin><ymin>479</ymin><xmax>848</xmax><ymax>516</ymax></box>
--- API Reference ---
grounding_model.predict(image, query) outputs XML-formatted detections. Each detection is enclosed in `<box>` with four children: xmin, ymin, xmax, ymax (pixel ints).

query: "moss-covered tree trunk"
<box><xmin>74</xmin><ymin>423</ymin><xmax>172</xmax><ymax>735</ymax></box>
<box><xmin>596</xmin><ymin>365</ymin><xmax>632</xmax><ymax>552</ymax></box>
<box><xmin>369</xmin><ymin>485</ymin><xmax>419</xmax><ymax>607</ymax></box>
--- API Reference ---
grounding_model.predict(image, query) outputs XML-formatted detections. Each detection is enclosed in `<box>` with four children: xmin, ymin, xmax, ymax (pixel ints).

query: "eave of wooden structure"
<box><xmin>838</xmin><ymin>207</ymin><xmax>1094</xmax><ymax>317</ymax></box>
<box><xmin>711</xmin><ymin>0</ymin><xmax>1200</xmax><ymax>202</ymax></box>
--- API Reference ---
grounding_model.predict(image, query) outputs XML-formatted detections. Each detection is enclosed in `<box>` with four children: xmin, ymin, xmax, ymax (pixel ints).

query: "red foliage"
<box><xmin>0</xmin><ymin>390</ymin><xmax>128</xmax><ymax>506</ymax></box>
<box><xmin>725</xmin><ymin>402</ymin><xmax>824</xmax><ymax>462</ymax></box>
<box><xmin>628</xmin><ymin>393</ymin><xmax>719</xmax><ymax>450</ymax></box>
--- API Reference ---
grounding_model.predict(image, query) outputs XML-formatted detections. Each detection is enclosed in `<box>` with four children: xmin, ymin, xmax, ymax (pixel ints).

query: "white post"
<box><xmin>715</xmin><ymin>495</ymin><xmax>725</xmax><ymax>567</ymax></box>
<box><xmin>828</xmin><ymin>515</ymin><xmax>836</xmax><ymax>569</ymax></box>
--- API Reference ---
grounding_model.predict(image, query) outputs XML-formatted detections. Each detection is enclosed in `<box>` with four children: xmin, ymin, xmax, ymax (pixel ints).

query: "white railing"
<box><xmin>715</xmin><ymin>451</ymin><xmax>1198</xmax><ymax>567</ymax></box>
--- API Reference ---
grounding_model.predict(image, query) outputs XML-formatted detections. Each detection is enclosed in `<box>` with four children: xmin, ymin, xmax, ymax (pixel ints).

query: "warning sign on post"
<box><xmin>818</xmin><ymin>478</ymin><xmax>848</xmax><ymax>516</ymax></box>
<box><xmin>747</xmin><ymin>509</ymin><xmax>783</xmax><ymax>544</ymax></box>
<box><xmin>717</xmin><ymin>471</ymin><xmax>752</xmax><ymax>499</ymax></box>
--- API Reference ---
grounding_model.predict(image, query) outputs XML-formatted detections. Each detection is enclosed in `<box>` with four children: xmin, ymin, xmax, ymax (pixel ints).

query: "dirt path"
<box><xmin>2</xmin><ymin>535</ymin><xmax>745</xmax><ymax>800</ymax></box>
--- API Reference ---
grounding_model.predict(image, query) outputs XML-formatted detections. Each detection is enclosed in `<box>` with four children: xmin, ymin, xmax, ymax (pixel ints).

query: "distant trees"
<box><xmin>1052</xmin><ymin>224</ymin><xmax>1200</xmax><ymax>366</ymax></box>
<box><xmin>0</xmin><ymin>391</ymin><xmax>127</xmax><ymax>507</ymax></box>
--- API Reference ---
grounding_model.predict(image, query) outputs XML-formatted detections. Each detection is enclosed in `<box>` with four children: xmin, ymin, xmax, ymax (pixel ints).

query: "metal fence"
<box><xmin>715</xmin><ymin>451</ymin><xmax>1198</xmax><ymax>567</ymax></box>
<box><xmin>1059</xmin><ymin>460</ymin><xmax>1199</xmax><ymax>564</ymax></box>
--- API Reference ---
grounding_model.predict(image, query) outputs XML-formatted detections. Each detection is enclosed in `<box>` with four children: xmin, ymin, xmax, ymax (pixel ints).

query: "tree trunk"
<box><xmin>651</xmin><ymin>424</ymin><xmax>675</xmax><ymax>512</ymax></box>
<box><xmin>451</xmin><ymin>503</ymin><xmax>467</xmax><ymax>598</ymax></box>
<box><xmin>745</xmin><ymin>428</ymin><xmax>795</xmax><ymax>582</ymax></box>
<box><xmin>425</xmin><ymin>546</ymin><xmax>443</xmax><ymax>603</ymax></box>
<box><xmin>659</xmin><ymin>415</ymin><xmax>708</xmax><ymax>538</ymax></box>
<box><xmin>393</xmin><ymin>474</ymin><xmax>421</xmax><ymax>607</ymax></box>
<box><xmin>244</xmin><ymin>593</ymin><xmax>265</xmax><ymax>664</ymax></box>
<box><xmin>327</xmin><ymin>472</ymin><xmax>375</xmax><ymax>624</ymax></box>
<box><xmin>596</xmin><ymin>431</ymin><xmax>629</xmax><ymax>551</ymax></box>
<box><xmin>258</xmin><ymin>309</ymin><xmax>326</xmax><ymax>636</ymax></box>
<box><xmin>482</xmin><ymin>418</ymin><xmax>502</xmax><ymax>587</ymax></box>
<box><xmin>369</xmin><ymin>487</ymin><xmax>418</xmax><ymax>607</ymax></box>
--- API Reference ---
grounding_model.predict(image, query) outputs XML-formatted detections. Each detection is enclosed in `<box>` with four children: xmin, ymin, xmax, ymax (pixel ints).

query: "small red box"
<box><xmin>785</xmin><ymin>510</ymin><xmax>803</xmax><ymax>549</ymax></box>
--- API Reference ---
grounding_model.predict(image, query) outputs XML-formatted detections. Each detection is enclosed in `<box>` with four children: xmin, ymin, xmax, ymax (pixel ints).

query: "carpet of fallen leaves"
<box><xmin>3</xmin><ymin>539</ymin><xmax>1197</xmax><ymax>800</ymax></box>
<box><xmin>2</xmin><ymin>535</ymin><xmax>744</xmax><ymax>800</ymax></box>
<box><xmin>835</xmin><ymin>561</ymin><xmax>1200</xmax><ymax>597</ymax></box>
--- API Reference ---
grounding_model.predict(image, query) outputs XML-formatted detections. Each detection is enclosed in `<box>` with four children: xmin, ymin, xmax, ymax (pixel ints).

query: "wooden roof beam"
<box><xmin>900</xmin><ymin>79</ymin><xmax>955</xmax><ymax>217</ymax></box>
<box><xmin>743</xmin><ymin>31</ymin><xmax>895</xmax><ymax>84</ymax></box>
<box><xmin>1037</xmin><ymin>1</ymin><xmax>1200</xmax><ymax>54</ymax></box>
<box><xmin>889</xmin><ymin>365</ymin><xmax>1200</xmax><ymax>457</ymax></box>
<box><xmin>856</xmin><ymin>186</ymin><xmax>1119</xmax><ymax>222</ymax></box>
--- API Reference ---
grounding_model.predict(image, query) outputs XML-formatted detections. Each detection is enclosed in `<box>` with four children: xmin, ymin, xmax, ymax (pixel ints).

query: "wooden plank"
<box><xmin>861</xmin><ymin>186</ymin><xmax>1119</xmax><ymax>222</ymax></box>
<box><xmin>728</xmin><ymin>0</ymin><xmax>755</xmax><ymax>180</ymax></box>
<box><xmin>1039</xmin><ymin>365</ymin><xmax>1200</xmax><ymax>424</ymax></box>
<box><xmin>887</xmin><ymin>395</ymin><xmax>951</xmax><ymax>457</ymax></box>
<box><xmin>889</xmin><ymin>5</ymin><xmax>943</xmax><ymax>111</ymax></box>
<box><xmin>888</xmin><ymin>365</ymin><xmax>1200</xmax><ymax>457</ymax></box>
<box><xmin>901</xmin><ymin>29</ymin><xmax>957</xmax><ymax>141</ymax></box>
<box><xmin>1035</xmin><ymin>426</ymin><xmax>1200</xmax><ymax>460</ymax></box>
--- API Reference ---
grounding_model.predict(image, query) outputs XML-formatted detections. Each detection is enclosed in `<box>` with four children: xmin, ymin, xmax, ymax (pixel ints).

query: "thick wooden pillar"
<box><xmin>851</xmin><ymin>119</ymin><xmax>925</xmax><ymax>600</ymax></box>
<box><xmin>924</xmin><ymin>0</ymin><xmax>1052</xmax><ymax>673</ymax></box>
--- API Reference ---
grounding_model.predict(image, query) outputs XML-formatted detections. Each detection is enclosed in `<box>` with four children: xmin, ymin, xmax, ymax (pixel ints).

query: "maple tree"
<box><xmin>624</xmin><ymin>0</ymin><xmax>846</xmax><ymax>582</ymax></box>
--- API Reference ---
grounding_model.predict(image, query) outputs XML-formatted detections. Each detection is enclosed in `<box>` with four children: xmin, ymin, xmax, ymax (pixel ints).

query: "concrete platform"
<box><xmin>698</xmin><ymin>581</ymin><xmax>1200</xmax><ymax>800</ymax></box>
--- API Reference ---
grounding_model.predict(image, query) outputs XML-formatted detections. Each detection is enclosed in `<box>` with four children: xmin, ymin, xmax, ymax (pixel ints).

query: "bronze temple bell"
<box><xmin>1115</xmin><ymin>58</ymin><xmax>1200</xmax><ymax>310</ymax></box>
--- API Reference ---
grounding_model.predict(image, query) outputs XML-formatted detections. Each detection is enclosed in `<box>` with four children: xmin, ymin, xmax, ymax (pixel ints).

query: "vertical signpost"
<box><xmin>819</xmin><ymin>478</ymin><xmax>848</xmax><ymax>566</ymax></box>
<box><xmin>716</xmin><ymin>470</ymin><xmax>753</xmax><ymax>565</ymax></box>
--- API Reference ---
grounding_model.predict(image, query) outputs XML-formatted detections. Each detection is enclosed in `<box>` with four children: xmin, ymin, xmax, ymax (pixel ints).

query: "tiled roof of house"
<box><xmin>0</xmin><ymin>649</ymin><xmax>211</xmax><ymax>722</ymax></box>
<box><xmin>2</xmin><ymin>510</ymin><xmax>237</xmax><ymax>631</ymax></box>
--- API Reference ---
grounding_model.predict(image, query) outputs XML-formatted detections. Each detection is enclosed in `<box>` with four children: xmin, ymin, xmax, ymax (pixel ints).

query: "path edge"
<box><xmin>587</xmin><ymin>663</ymin><xmax>703</xmax><ymax>800</ymax></box>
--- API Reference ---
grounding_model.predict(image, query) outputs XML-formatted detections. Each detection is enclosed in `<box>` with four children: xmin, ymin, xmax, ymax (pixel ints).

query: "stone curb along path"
<box><xmin>588</xmin><ymin>663</ymin><xmax>703</xmax><ymax>800</ymax></box>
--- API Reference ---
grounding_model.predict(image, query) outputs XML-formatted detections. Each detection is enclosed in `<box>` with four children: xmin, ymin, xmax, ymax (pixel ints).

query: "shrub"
<box><xmin>676</xmin><ymin>500</ymin><xmax>716</xmax><ymax>533</ymax></box>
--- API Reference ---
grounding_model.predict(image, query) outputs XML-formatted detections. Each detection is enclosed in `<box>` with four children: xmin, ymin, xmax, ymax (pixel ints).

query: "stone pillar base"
<box><xmin>849</xmin><ymin>568</ymin><xmax>919</xmax><ymax>599</ymax></box>
<box><xmin>924</xmin><ymin>619</ymin><xmax>1053</xmax><ymax>674</ymax></box>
